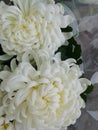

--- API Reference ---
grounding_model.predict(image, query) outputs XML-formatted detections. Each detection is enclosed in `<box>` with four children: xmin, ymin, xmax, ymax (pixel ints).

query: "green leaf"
<box><xmin>61</xmin><ymin>26</ymin><xmax>73</xmax><ymax>32</ymax></box>
<box><xmin>77</xmin><ymin>59</ymin><xmax>82</xmax><ymax>65</ymax></box>
<box><xmin>56</xmin><ymin>45</ymin><xmax>67</xmax><ymax>61</ymax></box>
<box><xmin>0</xmin><ymin>45</ymin><xmax>18</xmax><ymax>67</ymax></box>
<box><xmin>56</xmin><ymin>36</ymin><xmax>82</xmax><ymax>65</ymax></box>
<box><xmin>0</xmin><ymin>45</ymin><xmax>5</xmax><ymax>55</ymax></box>
<box><xmin>58</xmin><ymin>26</ymin><xmax>93</xmax><ymax>102</ymax></box>
<box><xmin>68</xmin><ymin>37</ymin><xmax>82</xmax><ymax>59</ymax></box>
<box><xmin>80</xmin><ymin>93</ymin><xmax>87</xmax><ymax>102</ymax></box>
<box><xmin>85</xmin><ymin>84</ymin><xmax>94</xmax><ymax>94</ymax></box>
<box><xmin>81</xmin><ymin>84</ymin><xmax>94</xmax><ymax>102</ymax></box>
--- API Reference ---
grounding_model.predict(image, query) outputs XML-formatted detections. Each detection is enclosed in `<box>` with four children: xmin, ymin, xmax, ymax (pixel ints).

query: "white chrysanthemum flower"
<box><xmin>0</xmin><ymin>0</ymin><xmax>73</xmax><ymax>56</ymax></box>
<box><xmin>0</xmin><ymin>59</ymin><xmax>90</xmax><ymax>130</ymax></box>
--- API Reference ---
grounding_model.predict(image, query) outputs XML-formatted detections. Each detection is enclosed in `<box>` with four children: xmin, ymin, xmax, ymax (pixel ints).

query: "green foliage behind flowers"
<box><xmin>0</xmin><ymin>45</ymin><xmax>5</xmax><ymax>55</ymax></box>
<box><xmin>0</xmin><ymin>45</ymin><xmax>17</xmax><ymax>67</ymax></box>
<box><xmin>56</xmin><ymin>26</ymin><xmax>82</xmax><ymax>65</ymax></box>
<box><xmin>56</xmin><ymin>26</ymin><xmax>94</xmax><ymax>102</ymax></box>
<box><xmin>81</xmin><ymin>84</ymin><xmax>94</xmax><ymax>102</ymax></box>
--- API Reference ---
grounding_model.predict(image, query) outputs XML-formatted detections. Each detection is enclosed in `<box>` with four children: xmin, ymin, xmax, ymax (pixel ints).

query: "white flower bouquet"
<box><xmin>0</xmin><ymin>0</ymin><xmax>92</xmax><ymax>130</ymax></box>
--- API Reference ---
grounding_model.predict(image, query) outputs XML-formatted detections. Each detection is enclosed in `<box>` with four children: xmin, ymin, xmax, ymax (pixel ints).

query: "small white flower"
<box><xmin>0</xmin><ymin>59</ymin><xmax>90</xmax><ymax>130</ymax></box>
<box><xmin>0</xmin><ymin>0</ymin><xmax>73</xmax><ymax>56</ymax></box>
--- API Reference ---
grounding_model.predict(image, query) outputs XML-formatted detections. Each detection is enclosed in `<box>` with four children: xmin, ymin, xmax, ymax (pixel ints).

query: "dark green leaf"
<box><xmin>81</xmin><ymin>93</ymin><xmax>87</xmax><ymax>102</ymax></box>
<box><xmin>61</xmin><ymin>26</ymin><xmax>73</xmax><ymax>33</ymax></box>
<box><xmin>56</xmin><ymin>37</ymin><xmax>82</xmax><ymax>65</ymax></box>
<box><xmin>57</xmin><ymin>26</ymin><xmax>93</xmax><ymax>102</ymax></box>
<box><xmin>81</xmin><ymin>84</ymin><xmax>94</xmax><ymax>102</ymax></box>
<box><xmin>0</xmin><ymin>45</ymin><xmax>5</xmax><ymax>55</ymax></box>
<box><xmin>0</xmin><ymin>44</ymin><xmax>17</xmax><ymax>67</ymax></box>
<box><xmin>77</xmin><ymin>59</ymin><xmax>82</xmax><ymax>65</ymax></box>
<box><xmin>56</xmin><ymin>45</ymin><xmax>67</xmax><ymax>61</ymax></box>
<box><xmin>85</xmin><ymin>84</ymin><xmax>94</xmax><ymax>94</ymax></box>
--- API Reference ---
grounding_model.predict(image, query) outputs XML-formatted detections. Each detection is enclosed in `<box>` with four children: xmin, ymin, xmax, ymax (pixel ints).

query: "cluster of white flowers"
<box><xmin>0</xmin><ymin>0</ymin><xmax>91</xmax><ymax>130</ymax></box>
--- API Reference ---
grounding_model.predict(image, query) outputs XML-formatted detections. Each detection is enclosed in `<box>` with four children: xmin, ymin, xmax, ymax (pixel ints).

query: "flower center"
<box><xmin>1</xmin><ymin>122</ymin><xmax>9</xmax><ymax>129</ymax></box>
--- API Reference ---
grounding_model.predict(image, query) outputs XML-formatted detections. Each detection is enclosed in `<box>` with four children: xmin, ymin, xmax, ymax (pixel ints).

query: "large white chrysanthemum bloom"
<box><xmin>0</xmin><ymin>0</ymin><xmax>73</xmax><ymax>56</ymax></box>
<box><xmin>0</xmin><ymin>59</ymin><xmax>90</xmax><ymax>130</ymax></box>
